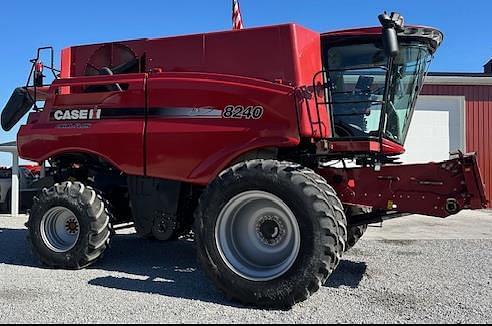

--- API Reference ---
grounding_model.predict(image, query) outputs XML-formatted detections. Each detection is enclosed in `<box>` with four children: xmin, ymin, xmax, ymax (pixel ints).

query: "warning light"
<box><xmin>34</xmin><ymin>60</ymin><xmax>44</xmax><ymax>87</ymax></box>
<box><xmin>35</xmin><ymin>61</ymin><xmax>43</xmax><ymax>73</ymax></box>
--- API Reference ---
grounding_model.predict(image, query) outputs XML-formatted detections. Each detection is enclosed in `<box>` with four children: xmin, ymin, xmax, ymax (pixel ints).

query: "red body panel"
<box><xmin>18</xmin><ymin>74</ymin><xmax>147</xmax><ymax>175</ymax></box>
<box><xmin>18</xmin><ymin>24</ymin><xmax>326</xmax><ymax>183</ymax></box>
<box><xmin>145</xmin><ymin>72</ymin><xmax>299</xmax><ymax>184</ymax></box>
<box><xmin>17</xmin><ymin>71</ymin><xmax>300</xmax><ymax>183</ymax></box>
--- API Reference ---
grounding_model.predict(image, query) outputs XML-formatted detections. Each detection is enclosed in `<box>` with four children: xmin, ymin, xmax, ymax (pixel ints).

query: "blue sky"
<box><xmin>0</xmin><ymin>0</ymin><xmax>490</xmax><ymax>166</ymax></box>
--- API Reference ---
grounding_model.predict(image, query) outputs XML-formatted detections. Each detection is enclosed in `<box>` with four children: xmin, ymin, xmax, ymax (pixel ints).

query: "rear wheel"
<box><xmin>27</xmin><ymin>181</ymin><xmax>112</xmax><ymax>269</ymax></box>
<box><xmin>215</xmin><ymin>190</ymin><xmax>301</xmax><ymax>281</ymax></box>
<box><xmin>194</xmin><ymin>160</ymin><xmax>346</xmax><ymax>308</ymax></box>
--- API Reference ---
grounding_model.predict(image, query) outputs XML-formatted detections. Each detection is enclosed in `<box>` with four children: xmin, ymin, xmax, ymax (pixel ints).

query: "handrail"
<box><xmin>25</xmin><ymin>47</ymin><xmax>59</xmax><ymax>110</ymax></box>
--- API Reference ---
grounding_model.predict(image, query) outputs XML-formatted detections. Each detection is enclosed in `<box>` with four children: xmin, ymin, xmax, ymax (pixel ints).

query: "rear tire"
<box><xmin>27</xmin><ymin>181</ymin><xmax>112</xmax><ymax>269</ymax></box>
<box><xmin>194</xmin><ymin>160</ymin><xmax>346</xmax><ymax>308</ymax></box>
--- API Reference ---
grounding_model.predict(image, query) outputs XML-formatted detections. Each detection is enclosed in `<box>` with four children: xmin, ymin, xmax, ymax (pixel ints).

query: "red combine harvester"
<box><xmin>2</xmin><ymin>12</ymin><xmax>487</xmax><ymax>307</ymax></box>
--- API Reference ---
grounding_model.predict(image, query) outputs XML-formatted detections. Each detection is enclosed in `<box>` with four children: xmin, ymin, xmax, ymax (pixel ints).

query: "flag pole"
<box><xmin>232</xmin><ymin>0</ymin><xmax>244</xmax><ymax>30</ymax></box>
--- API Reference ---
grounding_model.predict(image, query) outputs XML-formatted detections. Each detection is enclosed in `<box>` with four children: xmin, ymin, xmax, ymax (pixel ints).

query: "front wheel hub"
<box><xmin>215</xmin><ymin>191</ymin><xmax>301</xmax><ymax>281</ymax></box>
<box><xmin>256</xmin><ymin>215</ymin><xmax>286</xmax><ymax>246</ymax></box>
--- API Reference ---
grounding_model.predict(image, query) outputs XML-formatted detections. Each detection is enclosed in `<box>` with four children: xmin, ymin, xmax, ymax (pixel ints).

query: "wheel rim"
<box><xmin>215</xmin><ymin>190</ymin><xmax>301</xmax><ymax>281</ymax></box>
<box><xmin>40</xmin><ymin>206</ymin><xmax>80</xmax><ymax>253</ymax></box>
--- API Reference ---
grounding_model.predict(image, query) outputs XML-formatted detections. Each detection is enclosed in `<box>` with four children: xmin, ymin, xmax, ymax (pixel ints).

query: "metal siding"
<box><xmin>421</xmin><ymin>83</ymin><xmax>492</xmax><ymax>206</ymax></box>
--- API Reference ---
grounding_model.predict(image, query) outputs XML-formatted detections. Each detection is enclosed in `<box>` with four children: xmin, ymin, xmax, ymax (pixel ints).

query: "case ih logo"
<box><xmin>52</xmin><ymin>109</ymin><xmax>101</xmax><ymax>121</ymax></box>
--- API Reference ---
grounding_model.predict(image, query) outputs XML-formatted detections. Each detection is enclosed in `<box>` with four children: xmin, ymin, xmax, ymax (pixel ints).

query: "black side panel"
<box><xmin>127</xmin><ymin>175</ymin><xmax>181</xmax><ymax>236</ymax></box>
<box><xmin>1</xmin><ymin>87</ymin><xmax>34</xmax><ymax>131</ymax></box>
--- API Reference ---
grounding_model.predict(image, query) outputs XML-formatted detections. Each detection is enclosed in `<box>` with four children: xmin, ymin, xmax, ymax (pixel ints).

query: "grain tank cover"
<box><xmin>61</xmin><ymin>24</ymin><xmax>322</xmax><ymax>87</ymax></box>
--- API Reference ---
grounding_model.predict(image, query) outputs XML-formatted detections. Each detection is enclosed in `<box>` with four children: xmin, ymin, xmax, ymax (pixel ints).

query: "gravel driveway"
<box><xmin>0</xmin><ymin>211</ymin><xmax>491</xmax><ymax>323</ymax></box>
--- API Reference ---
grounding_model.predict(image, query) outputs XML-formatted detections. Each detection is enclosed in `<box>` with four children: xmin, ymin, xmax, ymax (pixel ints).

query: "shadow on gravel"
<box><xmin>0</xmin><ymin>227</ymin><xmax>239</xmax><ymax>307</ymax></box>
<box><xmin>324</xmin><ymin>260</ymin><xmax>367</xmax><ymax>289</ymax></box>
<box><xmin>87</xmin><ymin>233</ymin><xmax>245</xmax><ymax>308</ymax></box>
<box><xmin>0</xmin><ymin>228</ymin><xmax>38</xmax><ymax>267</ymax></box>
<box><xmin>0</xmin><ymin>227</ymin><xmax>367</xmax><ymax>305</ymax></box>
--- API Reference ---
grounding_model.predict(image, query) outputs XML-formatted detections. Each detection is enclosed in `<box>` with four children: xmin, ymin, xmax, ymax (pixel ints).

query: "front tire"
<box><xmin>27</xmin><ymin>181</ymin><xmax>112</xmax><ymax>269</ymax></box>
<box><xmin>345</xmin><ymin>206</ymin><xmax>369</xmax><ymax>251</ymax></box>
<box><xmin>194</xmin><ymin>160</ymin><xmax>346</xmax><ymax>308</ymax></box>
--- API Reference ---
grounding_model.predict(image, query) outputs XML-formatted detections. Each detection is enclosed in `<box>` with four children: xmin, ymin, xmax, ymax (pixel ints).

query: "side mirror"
<box><xmin>378</xmin><ymin>12</ymin><xmax>404</xmax><ymax>58</ymax></box>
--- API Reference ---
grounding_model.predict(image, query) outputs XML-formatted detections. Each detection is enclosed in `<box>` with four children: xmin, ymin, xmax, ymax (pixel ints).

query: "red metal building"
<box><xmin>421</xmin><ymin>64</ymin><xmax>492</xmax><ymax>206</ymax></box>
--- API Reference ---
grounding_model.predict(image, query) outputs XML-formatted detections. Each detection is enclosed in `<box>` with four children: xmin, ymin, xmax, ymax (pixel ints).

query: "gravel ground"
<box><xmin>0</xmin><ymin>214</ymin><xmax>491</xmax><ymax>324</ymax></box>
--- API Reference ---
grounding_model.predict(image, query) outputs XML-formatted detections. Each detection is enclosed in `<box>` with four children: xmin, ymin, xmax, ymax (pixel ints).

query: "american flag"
<box><xmin>232</xmin><ymin>0</ymin><xmax>244</xmax><ymax>30</ymax></box>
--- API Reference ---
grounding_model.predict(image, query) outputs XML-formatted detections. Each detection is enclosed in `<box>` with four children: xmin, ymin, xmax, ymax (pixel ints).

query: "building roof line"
<box><xmin>429</xmin><ymin>72</ymin><xmax>492</xmax><ymax>77</ymax></box>
<box><xmin>425</xmin><ymin>74</ymin><xmax>492</xmax><ymax>86</ymax></box>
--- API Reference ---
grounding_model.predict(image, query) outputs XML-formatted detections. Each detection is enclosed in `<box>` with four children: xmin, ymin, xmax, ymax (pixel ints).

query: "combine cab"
<box><xmin>1</xmin><ymin>12</ymin><xmax>486</xmax><ymax>308</ymax></box>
